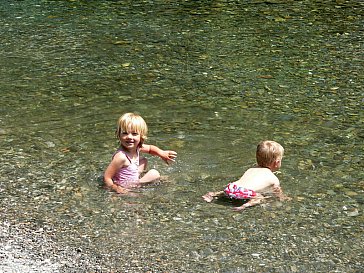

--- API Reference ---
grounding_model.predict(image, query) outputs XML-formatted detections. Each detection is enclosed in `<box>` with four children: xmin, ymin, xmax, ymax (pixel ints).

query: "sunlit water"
<box><xmin>1</xmin><ymin>0</ymin><xmax>363</xmax><ymax>272</ymax></box>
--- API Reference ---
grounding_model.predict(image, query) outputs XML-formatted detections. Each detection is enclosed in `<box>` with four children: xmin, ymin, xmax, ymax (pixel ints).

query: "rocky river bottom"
<box><xmin>1</xmin><ymin>188</ymin><xmax>362</xmax><ymax>273</ymax></box>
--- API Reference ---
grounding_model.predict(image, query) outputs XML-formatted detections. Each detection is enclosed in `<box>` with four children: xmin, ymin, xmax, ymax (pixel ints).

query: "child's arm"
<box><xmin>104</xmin><ymin>154</ymin><xmax>129</xmax><ymax>194</ymax></box>
<box><xmin>104</xmin><ymin>174</ymin><xmax>129</xmax><ymax>194</ymax></box>
<box><xmin>271</xmin><ymin>177</ymin><xmax>291</xmax><ymax>201</ymax></box>
<box><xmin>107</xmin><ymin>183</ymin><xmax>130</xmax><ymax>194</ymax></box>
<box><xmin>141</xmin><ymin>144</ymin><xmax>177</xmax><ymax>164</ymax></box>
<box><xmin>273</xmin><ymin>186</ymin><xmax>291</xmax><ymax>201</ymax></box>
<box><xmin>232</xmin><ymin>195</ymin><xmax>264</xmax><ymax>211</ymax></box>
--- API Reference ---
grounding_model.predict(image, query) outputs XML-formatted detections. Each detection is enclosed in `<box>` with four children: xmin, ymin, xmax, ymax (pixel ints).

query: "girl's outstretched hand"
<box><xmin>143</xmin><ymin>145</ymin><xmax>177</xmax><ymax>164</ymax></box>
<box><xmin>160</xmin><ymin>150</ymin><xmax>177</xmax><ymax>164</ymax></box>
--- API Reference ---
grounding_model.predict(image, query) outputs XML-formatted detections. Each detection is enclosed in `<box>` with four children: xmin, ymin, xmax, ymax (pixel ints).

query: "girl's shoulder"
<box><xmin>112</xmin><ymin>149</ymin><xmax>128</xmax><ymax>161</ymax></box>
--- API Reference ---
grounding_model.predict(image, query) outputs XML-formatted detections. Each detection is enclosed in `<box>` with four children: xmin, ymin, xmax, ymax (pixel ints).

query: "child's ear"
<box><xmin>274</xmin><ymin>159</ymin><xmax>281</xmax><ymax>168</ymax></box>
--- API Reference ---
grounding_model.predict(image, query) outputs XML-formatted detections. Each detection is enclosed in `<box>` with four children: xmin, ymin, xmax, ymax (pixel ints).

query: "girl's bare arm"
<box><xmin>141</xmin><ymin>144</ymin><xmax>177</xmax><ymax>164</ymax></box>
<box><xmin>104</xmin><ymin>153</ymin><xmax>129</xmax><ymax>194</ymax></box>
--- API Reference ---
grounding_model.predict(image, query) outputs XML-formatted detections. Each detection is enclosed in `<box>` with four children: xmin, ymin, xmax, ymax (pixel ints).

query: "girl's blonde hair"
<box><xmin>256</xmin><ymin>140</ymin><xmax>284</xmax><ymax>168</ymax></box>
<box><xmin>115</xmin><ymin>113</ymin><xmax>148</xmax><ymax>147</ymax></box>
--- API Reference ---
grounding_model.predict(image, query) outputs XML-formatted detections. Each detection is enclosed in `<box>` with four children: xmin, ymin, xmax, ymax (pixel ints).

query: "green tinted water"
<box><xmin>1</xmin><ymin>0</ymin><xmax>363</xmax><ymax>272</ymax></box>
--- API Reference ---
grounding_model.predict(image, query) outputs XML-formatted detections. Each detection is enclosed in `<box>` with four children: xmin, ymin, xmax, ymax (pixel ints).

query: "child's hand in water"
<box><xmin>114</xmin><ymin>185</ymin><xmax>130</xmax><ymax>194</ymax></box>
<box><xmin>232</xmin><ymin>203</ymin><xmax>252</xmax><ymax>211</ymax></box>
<box><xmin>279</xmin><ymin>195</ymin><xmax>292</xmax><ymax>201</ymax></box>
<box><xmin>232</xmin><ymin>206</ymin><xmax>246</xmax><ymax>211</ymax></box>
<box><xmin>202</xmin><ymin>191</ymin><xmax>224</xmax><ymax>203</ymax></box>
<box><xmin>202</xmin><ymin>192</ymin><xmax>215</xmax><ymax>202</ymax></box>
<box><xmin>161</xmin><ymin>150</ymin><xmax>177</xmax><ymax>164</ymax></box>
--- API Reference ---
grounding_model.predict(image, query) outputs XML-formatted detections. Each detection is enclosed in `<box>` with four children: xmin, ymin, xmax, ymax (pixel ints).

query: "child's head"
<box><xmin>256</xmin><ymin>140</ymin><xmax>284</xmax><ymax>170</ymax></box>
<box><xmin>115</xmin><ymin>113</ymin><xmax>148</xmax><ymax>147</ymax></box>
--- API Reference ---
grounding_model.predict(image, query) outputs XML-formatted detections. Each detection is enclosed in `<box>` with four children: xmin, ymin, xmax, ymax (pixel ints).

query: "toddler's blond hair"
<box><xmin>256</xmin><ymin>140</ymin><xmax>284</xmax><ymax>168</ymax></box>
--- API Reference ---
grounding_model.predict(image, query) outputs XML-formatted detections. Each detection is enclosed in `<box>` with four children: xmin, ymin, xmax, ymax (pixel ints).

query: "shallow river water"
<box><xmin>0</xmin><ymin>0</ymin><xmax>363</xmax><ymax>272</ymax></box>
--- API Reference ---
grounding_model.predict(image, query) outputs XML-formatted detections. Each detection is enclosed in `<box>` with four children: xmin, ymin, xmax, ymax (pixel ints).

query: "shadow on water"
<box><xmin>0</xmin><ymin>0</ymin><xmax>363</xmax><ymax>272</ymax></box>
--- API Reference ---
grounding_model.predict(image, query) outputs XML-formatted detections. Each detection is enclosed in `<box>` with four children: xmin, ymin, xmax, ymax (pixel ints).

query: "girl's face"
<box><xmin>119</xmin><ymin>127</ymin><xmax>141</xmax><ymax>151</ymax></box>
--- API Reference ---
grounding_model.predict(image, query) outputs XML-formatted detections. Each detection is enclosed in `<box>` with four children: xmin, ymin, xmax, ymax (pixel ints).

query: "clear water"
<box><xmin>1</xmin><ymin>0</ymin><xmax>363</xmax><ymax>272</ymax></box>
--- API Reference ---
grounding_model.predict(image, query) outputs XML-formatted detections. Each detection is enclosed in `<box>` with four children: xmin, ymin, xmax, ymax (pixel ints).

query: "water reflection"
<box><xmin>0</xmin><ymin>0</ymin><xmax>363</xmax><ymax>271</ymax></box>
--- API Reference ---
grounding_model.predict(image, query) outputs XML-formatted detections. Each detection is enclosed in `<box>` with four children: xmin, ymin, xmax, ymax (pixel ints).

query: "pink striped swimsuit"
<box><xmin>112</xmin><ymin>149</ymin><xmax>140</xmax><ymax>187</ymax></box>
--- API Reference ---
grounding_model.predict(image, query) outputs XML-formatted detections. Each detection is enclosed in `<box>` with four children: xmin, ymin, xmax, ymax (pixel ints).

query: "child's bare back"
<box><xmin>234</xmin><ymin>167</ymin><xmax>280</xmax><ymax>192</ymax></box>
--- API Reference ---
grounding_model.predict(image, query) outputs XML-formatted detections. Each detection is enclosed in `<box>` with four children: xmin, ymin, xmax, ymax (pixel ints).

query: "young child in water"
<box><xmin>104</xmin><ymin>112</ymin><xmax>177</xmax><ymax>194</ymax></box>
<box><xmin>202</xmin><ymin>140</ymin><xmax>290</xmax><ymax>211</ymax></box>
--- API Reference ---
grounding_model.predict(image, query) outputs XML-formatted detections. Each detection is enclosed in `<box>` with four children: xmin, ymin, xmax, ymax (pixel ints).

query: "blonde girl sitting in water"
<box><xmin>104</xmin><ymin>112</ymin><xmax>177</xmax><ymax>194</ymax></box>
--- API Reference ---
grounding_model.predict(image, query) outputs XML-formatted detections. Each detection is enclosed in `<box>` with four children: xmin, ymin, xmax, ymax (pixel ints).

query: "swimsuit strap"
<box><xmin>116</xmin><ymin>148</ymin><xmax>139</xmax><ymax>165</ymax></box>
<box><xmin>123</xmin><ymin>151</ymin><xmax>132</xmax><ymax>164</ymax></box>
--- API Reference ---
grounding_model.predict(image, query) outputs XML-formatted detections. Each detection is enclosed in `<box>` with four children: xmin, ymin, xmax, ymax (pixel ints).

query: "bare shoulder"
<box><xmin>112</xmin><ymin>150</ymin><xmax>128</xmax><ymax>164</ymax></box>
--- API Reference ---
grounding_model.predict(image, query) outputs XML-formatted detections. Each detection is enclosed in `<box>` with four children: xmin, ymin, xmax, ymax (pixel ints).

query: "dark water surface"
<box><xmin>1</xmin><ymin>0</ymin><xmax>363</xmax><ymax>272</ymax></box>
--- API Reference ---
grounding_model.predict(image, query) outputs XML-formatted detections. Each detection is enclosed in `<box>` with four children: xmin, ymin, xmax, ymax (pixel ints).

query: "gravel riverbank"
<box><xmin>0</xmin><ymin>221</ymin><xmax>99</xmax><ymax>273</ymax></box>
